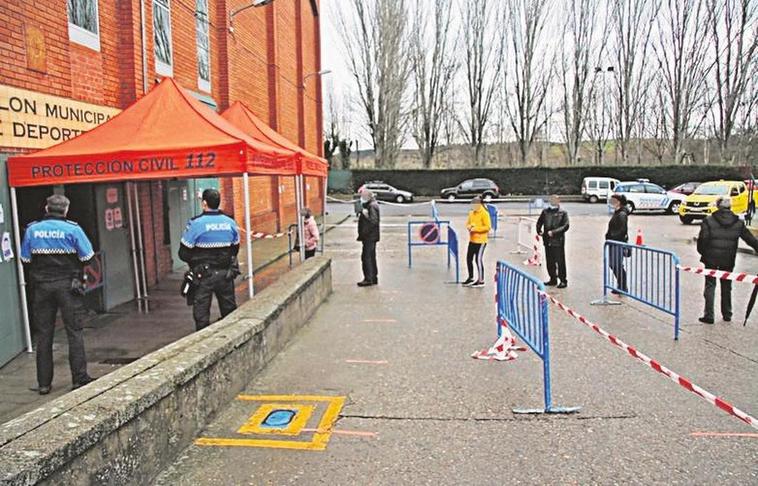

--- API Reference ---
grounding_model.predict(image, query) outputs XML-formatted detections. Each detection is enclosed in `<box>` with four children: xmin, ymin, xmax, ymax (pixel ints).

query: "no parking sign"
<box><xmin>418</xmin><ymin>222</ymin><xmax>440</xmax><ymax>244</ymax></box>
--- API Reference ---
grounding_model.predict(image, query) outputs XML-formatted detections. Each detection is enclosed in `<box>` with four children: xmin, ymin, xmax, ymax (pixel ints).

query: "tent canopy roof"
<box><xmin>222</xmin><ymin>101</ymin><xmax>328</xmax><ymax>177</ymax></box>
<box><xmin>8</xmin><ymin>78</ymin><xmax>298</xmax><ymax>187</ymax></box>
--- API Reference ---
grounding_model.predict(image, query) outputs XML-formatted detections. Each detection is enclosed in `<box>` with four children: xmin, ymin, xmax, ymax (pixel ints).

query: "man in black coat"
<box><xmin>357</xmin><ymin>188</ymin><xmax>380</xmax><ymax>287</ymax></box>
<box><xmin>697</xmin><ymin>197</ymin><xmax>758</xmax><ymax>324</ymax></box>
<box><xmin>536</xmin><ymin>195</ymin><xmax>570</xmax><ymax>288</ymax></box>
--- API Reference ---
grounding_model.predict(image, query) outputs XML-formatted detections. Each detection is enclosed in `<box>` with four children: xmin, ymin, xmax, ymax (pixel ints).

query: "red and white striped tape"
<box><xmin>250</xmin><ymin>231</ymin><xmax>287</xmax><ymax>240</ymax></box>
<box><xmin>678</xmin><ymin>265</ymin><xmax>758</xmax><ymax>284</ymax></box>
<box><xmin>542</xmin><ymin>292</ymin><xmax>758</xmax><ymax>430</ymax></box>
<box><xmin>524</xmin><ymin>234</ymin><xmax>542</xmax><ymax>266</ymax></box>
<box><xmin>471</xmin><ymin>317</ymin><xmax>527</xmax><ymax>361</ymax></box>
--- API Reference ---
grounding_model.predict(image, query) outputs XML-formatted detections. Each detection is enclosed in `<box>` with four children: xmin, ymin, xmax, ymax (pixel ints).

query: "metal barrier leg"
<box><xmin>592</xmin><ymin>243</ymin><xmax>621</xmax><ymax>306</ymax></box>
<box><xmin>407</xmin><ymin>222</ymin><xmax>412</xmax><ymax>268</ymax></box>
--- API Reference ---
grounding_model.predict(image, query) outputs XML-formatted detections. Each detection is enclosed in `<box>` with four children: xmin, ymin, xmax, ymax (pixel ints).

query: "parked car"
<box><xmin>581</xmin><ymin>177</ymin><xmax>620</xmax><ymax>203</ymax></box>
<box><xmin>613</xmin><ymin>180</ymin><xmax>684</xmax><ymax>214</ymax></box>
<box><xmin>679</xmin><ymin>180</ymin><xmax>752</xmax><ymax>224</ymax></box>
<box><xmin>670</xmin><ymin>182</ymin><xmax>702</xmax><ymax>196</ymax></box>
<box><xmin>356</xmin><ymin>181</ymin><xmax>414</xmax><ymax>203</ymax></box>
<box><xmin>440</xmin><ymin>178</ymin><xmax>500</xmax><ymax>201</ymax></box>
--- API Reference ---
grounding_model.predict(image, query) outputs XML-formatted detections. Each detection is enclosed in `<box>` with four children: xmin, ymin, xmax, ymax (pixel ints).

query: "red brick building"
<box><xmin>0</xmin><ymin>0</ymin><xmax>324</xmax><ymax>365</ymax></box>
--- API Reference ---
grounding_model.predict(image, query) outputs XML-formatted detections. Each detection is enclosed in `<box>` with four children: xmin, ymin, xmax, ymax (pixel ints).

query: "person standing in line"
<box><xmin>463</xmin><ymin>196</ymin><xmax>492</xmax><ymax>288</ymax></box>
<box><xmin>179</xmin><ymin>189</ymin><xmax>240</xmax><ymax>331</ymax></box>
<box><xmin>302</xmin><ymin>207</ymin><xmax>320</xmax><ymax>259</ymax></box>
<box><xmin>20</xmin><ymin>194</ymin><xmax>96</xmax><ymax>395</ymax></box>
<box><xmin>357</xmin><ymin>187</ymin><xmax>380</xmax><ymax>287</ymax></box>
<box><xmin>536</xmin><ymin>195</ymin><xmax>570</xmax><ymax>288</ymax></box>
<box><xmin>696</xmin><ymin>196</ymin><xmax>758</xmax><ymax>324</ymax></box>
<box><xmin>606</xmin><ymin>194</ymin><xmax>630</xmax><ymax>294</ymax></box>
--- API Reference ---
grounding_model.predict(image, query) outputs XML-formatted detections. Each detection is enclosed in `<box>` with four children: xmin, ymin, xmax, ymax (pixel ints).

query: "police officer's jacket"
<box><xmin>20</xmin><ymin>214</ymin><xmax>95</xmax><ymax>282</ymax></box>
<box><xmin>179</xmin><ymin>210</ymin><xmax>240</xmax><ymax>269</ymax></box>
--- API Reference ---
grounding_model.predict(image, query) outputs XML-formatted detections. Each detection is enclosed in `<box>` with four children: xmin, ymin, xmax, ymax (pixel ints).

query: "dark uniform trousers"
<box><xmin>544</xmin><ymin>245</ymin><xmax>567</xmax><ymax>283</ymax></box>
<box><xmin>193</xmin><ymin>269</ymin><xmax>237</xmax><ymax>331</ymax></box>
<box><xmin>33</xmin><ymin>279</ymin><xmax>88</xmax><ymax>387</ymax></box>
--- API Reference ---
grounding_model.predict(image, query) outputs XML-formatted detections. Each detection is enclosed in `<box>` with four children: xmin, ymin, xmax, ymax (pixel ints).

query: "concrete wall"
<box><xmin>0</xmin><ymin>257</ymin><xmax>332</xmax><ymax>485</ymax></box>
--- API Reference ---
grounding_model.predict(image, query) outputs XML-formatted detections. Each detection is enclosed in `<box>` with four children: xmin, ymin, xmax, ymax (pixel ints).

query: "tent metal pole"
<box><xmin>10</xmin><ymin>188</ymin><xmax>33</xmax><ymax>353</ymax></box>
<box><xmin>125</xmin><ymin>182</ymin><xmax>144</xmax><ymax>311</ymax></box>
<box><xmin>133</xmin><ymin>183</ymin><xmax>149</xmax><ymax>309</ymax></box>
<box><xmin>321</xmin><ymin>176</ymin><xmax>327</xmax><ymax>254</ymax></box>
<box><xmin>295</xmin><ymin>175</ymin><xmax>305</xmax><ymax>262</ymax></box>
<box><xmin>243</xmin><ymin>173</ymin><xmax>255</xmax><ymax>298</ymax></box>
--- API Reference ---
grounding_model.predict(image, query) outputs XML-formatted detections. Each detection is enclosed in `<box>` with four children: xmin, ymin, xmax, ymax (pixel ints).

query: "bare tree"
<box><xmin>410</xmin><ymin>0</ymin><xmax>457</xmax><ymax>168</ymax></box>
<box><xmin>459</xmin><ymin>0</ymin><xmax>502</xmax><ymax>165</ymax></box>
<box><xmin>643</xmin><ymin>73</ymin><xmax>669</xmax><ymax>164</ymax></box>
<box><xmin>654</xmin><ymin>0</ymin><xmax>713</xmax><ymax>164</ymax></box>
<box><xmin>559</xmin><ymin>0</ymin><xmax>605</xmax><ymax>166</ymax></box>
<box><xmin>586</xmin><ymin>67</ymin><xmax>615</xmax><ymax>165</ymax></box>
<box><xmin>706</xmin><ymin>0</ymin><xmax>758</xmax><ymax>164</ymax></box>
<box><xmin>323</xmin><ymin>83</ymin><xmax>354</xmax><ymax>169</ymax></box>
<box><xmin>609</xmin><ymin>0</ymin><xmax>660</xmax><ymax>165</ymax></box>
<box><xmin>338</xmin><ymin>0</ymin><xmax>411</xmax><ymax>169</ymax></box>
<box><xmin>502</xmin><ymin>0</ymin><xmax>554</xmax><ymax>166</ymax></box>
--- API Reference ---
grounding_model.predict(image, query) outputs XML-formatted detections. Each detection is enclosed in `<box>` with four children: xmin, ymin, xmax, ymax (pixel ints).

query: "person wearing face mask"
<box><xmin>357</xmin><ymin>188</ymin><xmax>380</xmax><ymax>286</ymax></box>
<box><xmin>536</xmin><ymin>195</ymin><xmax>570</xmax><ymax>288</ymax></box>
<box><xmin>463</xmin><ymin>196</ymin><xmax>492</xmax><ymax>288</ymax></box>
<box><xmin>302</xmin><ymin>207</ymin><xmax>320</xmax><ymax>259</ymax></box>
<box><xmin>605</xmin><ymin>193</ymin><xmax>630</xmax><ymax>294</ymax></box>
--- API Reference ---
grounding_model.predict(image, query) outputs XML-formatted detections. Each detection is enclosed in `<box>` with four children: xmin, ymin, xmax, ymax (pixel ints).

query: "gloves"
<box><xmin>361</xmin><ymin>209</ymin><xmax>369</xmax><ymax>217</ymax></box>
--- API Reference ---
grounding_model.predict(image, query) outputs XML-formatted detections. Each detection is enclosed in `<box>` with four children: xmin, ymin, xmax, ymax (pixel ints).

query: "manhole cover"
<box><xmin>100</xmin><ymin>357</ymin><xmax>139</xmax><ymax>365</ymax></box>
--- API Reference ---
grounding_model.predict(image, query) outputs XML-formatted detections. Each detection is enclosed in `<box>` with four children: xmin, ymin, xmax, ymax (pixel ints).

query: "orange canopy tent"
<box><xmin>221</xmin><ymin>101</ymin><xmax>328</xmax><ymax>177</ymax></box>
<box><xmin>7</xmin><ymin>78</ymin><xmax>299</xmax><ymax>188</ymax></box>
<box><xmin>6</xmin><ymin>80</ymin><xmax>300</xmax><ymax>349</ymax></box>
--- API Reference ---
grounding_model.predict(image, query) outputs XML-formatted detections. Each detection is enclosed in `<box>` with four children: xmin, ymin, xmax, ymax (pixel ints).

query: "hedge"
<box><xmin>341</xmin><ymin>166</ymin><xmax>754</xmax><ymax>196</ymax></box>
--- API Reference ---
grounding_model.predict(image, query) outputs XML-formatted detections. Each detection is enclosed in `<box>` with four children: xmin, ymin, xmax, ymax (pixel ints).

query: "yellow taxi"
<box><xmin>679</xmin><ymin>180</ymin><xmax>751</xmax><ymax>224</ymax></box>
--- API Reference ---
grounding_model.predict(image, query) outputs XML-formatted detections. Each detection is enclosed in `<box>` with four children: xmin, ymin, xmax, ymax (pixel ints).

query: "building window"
<box><xmin>153</xmin><ymin>0</ymin><xmax>173</xmax><ymax>76</ymax></box>
<box><xmin>67</xmin><ymin>0</ymin><xmax>100</xmax><ymax>51</ymax></box>
<box><xmin>195</xmin><ymin>0</ymin><xmax>211</xmax><ymax>92</ymax></box>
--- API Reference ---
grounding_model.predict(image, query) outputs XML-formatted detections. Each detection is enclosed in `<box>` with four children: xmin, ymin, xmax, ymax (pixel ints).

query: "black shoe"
<box><xmin>557</xmin><ymin>281</ymin><xmax>568</xmax><ymax>289</ymax></box>
<box><xmin>698</xmin><ymin>317</ymin><xmax>714</xmax><ymax>325</ymax></box>
<box><xmin>37</xmin><ymin>386</ymin><xmax>51</xmax><ymax>395</ymax></box>
<box><xmin>462</xmin><ymin>278</ymin><xmax>474</xmax><ymax>286</ymax></box>
<box><xmin>471</xmin><ymin>281</ymin><xmax>485</xmax><ymax>288</ymax></box>
<box><xmin>72</xmin><ymin>376</ymin><xmax>96</xmax><ymax>390</ymax></box>
<box><xmin>357</xmin><ymin>280</ymin><xmax>373</xmax><ymax>287</ymax></box>
<box><xmin>611</xmin><ymin>290</ymin><xmax>621</xmax><ymax>295</ymax></box>
<box><xmin>543</xmin><ymin>280</ymin><xmax>557</xmax><ymax>287</ymax></box>
<box><xmin>371</xmin><ymin>278</ymin><xmax>378</xmax><ymax>285</ymax></box>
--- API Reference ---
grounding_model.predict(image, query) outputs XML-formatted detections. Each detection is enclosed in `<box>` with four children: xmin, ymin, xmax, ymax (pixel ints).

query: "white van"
<box><xmin>581</xmin><ymin>177</ymin><xmax>620</xmax><ymax>203</ymax></box>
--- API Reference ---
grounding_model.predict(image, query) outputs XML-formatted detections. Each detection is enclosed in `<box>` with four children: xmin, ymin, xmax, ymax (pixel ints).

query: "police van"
<box><xmin>612</xmin><ymin>179</ymin><xmax>684</xmax><ymax>214</ymax></box>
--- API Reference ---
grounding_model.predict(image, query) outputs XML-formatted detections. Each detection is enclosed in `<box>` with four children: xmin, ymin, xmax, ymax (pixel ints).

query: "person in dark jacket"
<box><xmin>20</xmin><ymin>195</ymin><xmax>96</xmax><ymax>395</ymax></box>
<box><xmin>605</xmin><ymin>194</ymin><xmax>630</xmax><ymax>294</ymax></box>
<box><xmin>357</xmin><ymin>188</ymin><xmax>380</xmax><ymax>287</ymax></box>
<box><xmin>536</xmin><ymin>195</ymin><xmax>570</xmax><ymax>288</ymax></box>
<box><xmin>696</xmin><ymin>197</ymin><xmax>758</xmax><ymax>324</ymax></box>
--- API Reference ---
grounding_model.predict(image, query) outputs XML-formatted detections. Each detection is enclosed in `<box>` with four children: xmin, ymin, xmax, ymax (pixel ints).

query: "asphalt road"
<box><xmin>155</xmin><ymin>213</ymin><xmax>758</xmax><ymax>485</ymax></box>
<box><xmin>327</xmin><ymin>200</ymin><xmax>615</xmax><ymax>218</ymax></box>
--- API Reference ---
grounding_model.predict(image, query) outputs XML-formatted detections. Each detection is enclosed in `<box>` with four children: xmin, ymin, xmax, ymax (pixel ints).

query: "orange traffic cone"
<box><xmin>635</xmin><ymin>228</ymin><xmax>644</xmax><ymax>246</ymax></box>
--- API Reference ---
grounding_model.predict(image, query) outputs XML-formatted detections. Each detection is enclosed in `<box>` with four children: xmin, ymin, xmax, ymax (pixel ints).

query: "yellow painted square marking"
<box><xmin>237</xmin><ymin>403</ymin><xmax>314</xmax><ymax>436</ymax></box>
<box><xmin>194</xmin><ymin>394</ymin><xmax>346</xmax><ymax>451</ymax></box>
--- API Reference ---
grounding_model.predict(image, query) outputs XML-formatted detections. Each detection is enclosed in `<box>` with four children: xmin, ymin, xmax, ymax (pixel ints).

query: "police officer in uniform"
<box><xmin>179</xmin><ymin>189</ymin><xmax>240</xmax><ymax>331</ymax></box>
<box><xmin>20</xmin><ymin>194</ymin><xmax>96</xmax><ymax>395</ymax></box>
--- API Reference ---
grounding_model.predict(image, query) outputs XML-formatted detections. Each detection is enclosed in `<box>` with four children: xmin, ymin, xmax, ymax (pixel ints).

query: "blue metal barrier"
<box><xmin>431</xmin><ymin>200</ymin><xmax>440</xmax><ymax>222</ymax></box>
<box><xmin>496</xmin><ymin>261</ymin><xmax>580</xmax><ymax>414</ymax></box>
<box><xmin>487</xmin><ymin>204</ymin><xmax>498</xmax><ymax>237</ymax></box>
<box><xmin>447</xmin><ymin>226</ymin><xmax>460</xmax><ymax>283</ymax></box>
<box><xmin>407</xmin><ymin>220</ymin><xmax>451</xmax><ymax>268</ymax></box>
<box><xmin>593</xmin><ymin>241</ymin><xmax>681</xmax><ymax>340</ymax></box>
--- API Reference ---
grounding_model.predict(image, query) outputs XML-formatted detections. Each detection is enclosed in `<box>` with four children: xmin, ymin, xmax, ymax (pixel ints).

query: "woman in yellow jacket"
<box><xmin>463</xmin><ymin>196</ymin><xmax>492</xmax><ymax>287</ymax></box>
